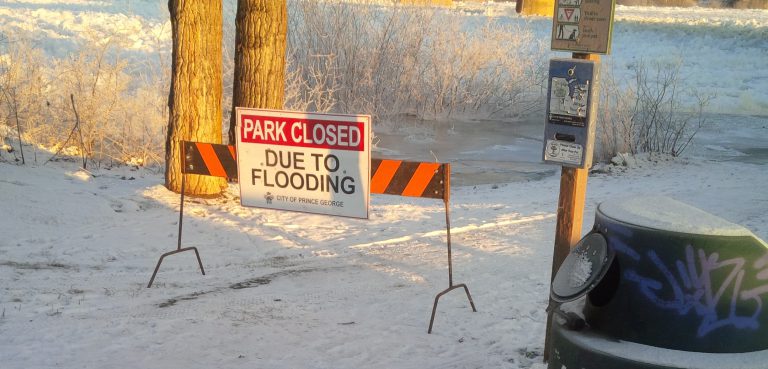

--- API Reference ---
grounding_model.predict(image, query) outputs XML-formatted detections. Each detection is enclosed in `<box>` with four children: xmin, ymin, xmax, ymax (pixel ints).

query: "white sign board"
<box><xmin>235</xmin><ymin>108</ymin><xmax>371</xmax><ymax>219</ymax></box>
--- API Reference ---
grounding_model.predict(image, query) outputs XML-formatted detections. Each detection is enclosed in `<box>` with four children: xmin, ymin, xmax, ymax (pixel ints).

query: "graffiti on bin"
<box><xmin>617</xmin><ymin>242</ymin><xmax>768</xmax><ymax>337</ymax></box>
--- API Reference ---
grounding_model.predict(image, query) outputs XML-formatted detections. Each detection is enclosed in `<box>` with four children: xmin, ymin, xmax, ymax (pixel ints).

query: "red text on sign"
<box><xmin>241</xmin><ymin>115</ymin><xmax>364</xmax><ymax>151</ymax></box>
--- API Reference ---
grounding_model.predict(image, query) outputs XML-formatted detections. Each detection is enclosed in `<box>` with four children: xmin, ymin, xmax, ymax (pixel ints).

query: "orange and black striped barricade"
<box><xmin>370</xmin><ymin>158</ymin><xmax>477</xmax><ymax>333</ymax></box>
<box><xmin>147</xmin><ymin>141</ymin><xmax>238</xmax><ymax>288</ymax></box>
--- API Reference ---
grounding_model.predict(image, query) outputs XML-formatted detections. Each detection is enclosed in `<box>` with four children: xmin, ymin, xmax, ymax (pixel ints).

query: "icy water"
<box><xmin>690</xmin><ymin>113</ymin><xmax>768</xmax><ymax>165</ymax></box>
<box><xmin>373</xmin><ymin>117</ymin><xmax>556</xmax><ymax>186</ymax></box>
<box><xmin>374</xmin><ymin>113</ymin><xmax>768</xmax><ymax>186</ymax></box>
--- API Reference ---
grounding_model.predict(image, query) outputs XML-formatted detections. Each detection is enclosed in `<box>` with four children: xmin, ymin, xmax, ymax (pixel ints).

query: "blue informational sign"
<box><xmin>543</xmin><ymin>58</ymin><xmax>599</xmax><ymax>169</ymax></box>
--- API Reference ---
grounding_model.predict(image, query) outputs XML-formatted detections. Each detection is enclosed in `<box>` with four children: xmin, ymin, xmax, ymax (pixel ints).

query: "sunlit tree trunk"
<box><xmin>165</xmin><ymin>0</ymin><xmax>225</xmax><ymax>195</ymax></box>
<box><xmin>228</xmin><ymin>0</ymin><xmax>288</xmax><ymax>145</ymax></box>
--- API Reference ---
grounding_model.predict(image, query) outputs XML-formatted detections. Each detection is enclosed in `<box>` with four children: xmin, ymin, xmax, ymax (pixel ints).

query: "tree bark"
<box><xmin>165</xmin><ymin>0</ymin><xmax>225</xmax><ymax>195</ymax></box>
<box><xmin>228</xmin><ymin>0</ymin><xmax>288</xmax><ymax>145</ymax></box>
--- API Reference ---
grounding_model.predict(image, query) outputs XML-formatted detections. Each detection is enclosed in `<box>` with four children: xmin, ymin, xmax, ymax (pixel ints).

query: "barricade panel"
<box><xmin>182</xmin><ymin>141</ymin><xmax>238</xmax><ymax>179</ymax></box>
<box><xmin>370</xmin><ymin>158</ymin><xmax>446</xmax><ymax>200</ymax></box>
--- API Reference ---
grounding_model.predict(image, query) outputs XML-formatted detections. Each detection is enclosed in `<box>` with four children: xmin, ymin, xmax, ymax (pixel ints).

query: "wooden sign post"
<box><xmin>543</xmin><ymin>52</ymin><xmax>599</xmax><ymax>363</ymax></box>
<box><xmin>544</xmin><ymin>53</ymin><xmax>600</xmax><ymax>362</ymax></box>
<box><xmin>542</xmin><ymin>0</ymin><xmax>615</xmax><ymax>363</ymax></box>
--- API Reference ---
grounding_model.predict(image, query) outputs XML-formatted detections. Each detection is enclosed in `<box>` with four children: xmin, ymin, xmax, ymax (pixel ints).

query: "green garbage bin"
<box><xmin>549</xmin><ymin>196</ymin><xmax>768</xmax><ymax>368</ymax></box>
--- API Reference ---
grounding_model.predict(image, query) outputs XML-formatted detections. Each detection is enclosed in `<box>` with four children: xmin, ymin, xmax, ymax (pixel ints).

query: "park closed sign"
<box><xmin>235</xmin><ymin>108</ymin><xmax>371</xmax><ymax>219</ymax></box>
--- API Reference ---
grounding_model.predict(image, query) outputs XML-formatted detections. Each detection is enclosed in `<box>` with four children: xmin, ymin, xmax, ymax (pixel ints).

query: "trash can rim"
<box><xmin>597</xmin><ymin>196</ymin><xmax>754</xmax><ymax>238</ymax></box>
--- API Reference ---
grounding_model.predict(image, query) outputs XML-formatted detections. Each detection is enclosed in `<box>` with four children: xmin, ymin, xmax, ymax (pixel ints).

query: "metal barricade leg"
<box><xmin>147</xmin><ymin>162</ymin><xmax>205</xmax><ymax>288</ymax></box>
<box><xmin>427</xmin><ymin>198</ymin><xmax>476</xmax><ymax>334</ymax></box>
<box><xmin>147</xmin><ymin>247</ymin><xmax>206</xmax><ymax>288</ymax></box>
<box><xmin>428</xmin><ymin>283</ymin><xmax>478</xmax><ymax>334</ymax></box>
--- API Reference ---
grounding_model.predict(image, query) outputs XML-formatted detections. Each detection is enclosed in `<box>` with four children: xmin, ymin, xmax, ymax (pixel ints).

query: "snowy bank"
<box><xmin>1</xmin><ymin>153</ymin><xmax>766</xmax><ymax>368</ymax></box>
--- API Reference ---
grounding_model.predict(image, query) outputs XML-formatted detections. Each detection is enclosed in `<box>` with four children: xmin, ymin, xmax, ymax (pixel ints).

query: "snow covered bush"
<box><xmin>0</xmin><ymin>32</ymin><xmax>167</xmax><ymax>167</ymax></box>
<box><xmin>0</xmin><ymin>35</ymin><xmax>46</xmax><ymax>164</ymax></box>
<box><xmin>596</xmin><ymin>59</ymin><xmax>713</xmax><ymax>162</ymax></box>
<box><xmin>285</xmin><ymin>0</ymin><xmax>546</xmax><ymax>123</ymax></box>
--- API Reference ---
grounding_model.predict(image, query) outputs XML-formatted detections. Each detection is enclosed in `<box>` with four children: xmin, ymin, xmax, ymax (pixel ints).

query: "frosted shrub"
<box><xmin>0</xmin><ymin>34</ymin><xmax>47</xmax><ymax>163</ymax></box>
<box><xmin>596</xmin><ymin>59</ymin><xmax>712</xmax><ymax>162</ymax></box>
<box><xmin>0</xmin><ymin>32</ymin><xmax>168</xmax><ymax>167</ymax></box>
<box><xmin>52</xmin><ymin>36</ymin><xmax>132</xmax><ymax>163</ymax></box>
<box><xmin>286</xmin><ymin>0</ymin><xmax>546</xmax><ymax>124</ymax></box>
<box><xmin>284</xmin><ymin>56</ymin><xmax>341</xmax><ymax>114</ymax></box>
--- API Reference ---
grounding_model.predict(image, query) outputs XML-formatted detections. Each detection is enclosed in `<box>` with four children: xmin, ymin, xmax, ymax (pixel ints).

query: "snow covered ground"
<box><xmin>1</xmin><ymin>1</ymin><xmax>767</xmax><ymax>369</ymax></box>
<box><xmin>2</xmin><ymin>153</ymin><xmax>766</xmax><ymax>369</ymax></box>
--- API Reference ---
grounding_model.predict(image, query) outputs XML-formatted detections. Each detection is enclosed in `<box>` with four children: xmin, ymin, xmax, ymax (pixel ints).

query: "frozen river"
<box><xmin>1</xmin><ymin>0</ymin><xmax>766</xmax><ymax>185</ymax></box>
<box><xmin>375</xmin><ymin>116</ymin><xmax>553</xmax><ymax>186</ymax></box>
<box><xmin>375</xmin><ymin>112</ymin><xmax>768</xmax><ymax>186</ymax></box>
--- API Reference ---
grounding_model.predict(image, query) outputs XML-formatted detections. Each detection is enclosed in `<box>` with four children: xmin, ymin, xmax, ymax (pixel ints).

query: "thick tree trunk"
<box><xmin>165</xmin><ymin>0</ymin><xmax>225</xmax><ymax>195</ymax></box>
<box><xmin>228</xmin><ymin>0</ymin><xmax>288</xmax><ymax>145</ymax></box>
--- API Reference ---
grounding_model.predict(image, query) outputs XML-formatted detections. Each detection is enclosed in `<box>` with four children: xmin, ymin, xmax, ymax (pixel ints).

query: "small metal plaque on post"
<box><xmin>551</xmin><ymin>0</ymin><xmax>616</xmax><ymax>54</ymax></box>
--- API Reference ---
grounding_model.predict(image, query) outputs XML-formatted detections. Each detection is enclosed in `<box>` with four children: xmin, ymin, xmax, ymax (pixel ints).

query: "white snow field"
<box><xmin>2</xmin><ymin>152</ymin><xmax>766</xmax><ymax>369</ymax></box>
<box><xmin>1</xmin><ymin>1</ymin><xmax>767</xmax><ymax>369</ymax></box>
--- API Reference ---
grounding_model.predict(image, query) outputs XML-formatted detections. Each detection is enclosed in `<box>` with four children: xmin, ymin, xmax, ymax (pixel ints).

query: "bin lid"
<box><xmin>551</xmin><ymin>233</ymin><xmax>614</xmax><ymax>303</ymax></box>
<box><xmin>598</xmin><ymin>196</ymin><xmax>752</xmax><ymax>237</ymax></box>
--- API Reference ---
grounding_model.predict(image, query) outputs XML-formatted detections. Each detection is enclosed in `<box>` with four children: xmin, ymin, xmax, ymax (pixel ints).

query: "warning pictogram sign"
<box><xmin>552</xmin><ymin>0</ymin><xmax>615</xmax><ymax>54</ymax></box>
<box><xmin>559</xmin><ymin>8</ymin><xmax>577</xmax><ymax>22</ymax></box>
<box><xmin>564</xmin><ymin>8</ymin><xmax>574</xmax><ymax>20</ymax></box>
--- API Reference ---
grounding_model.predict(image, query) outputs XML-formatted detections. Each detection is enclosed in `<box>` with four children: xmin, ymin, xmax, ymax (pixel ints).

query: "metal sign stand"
<box><xmin>427</xmin><ymin>164</ymin><xmax>477</xmax><ymax>334</ymax></box>
<box><xmin>369</xmin><ymin>159</ymin><xmax>477</xmax><ymax>333</ymax></box>
<box><xmin>147</xmin><ymin>144</ymin><xmax>206</xmax><ymax>288</ymax></box>
<box><xmin>146</xmin><ymin>150</ymin><xmax>476</xmax><ymax>334</ymax></box>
